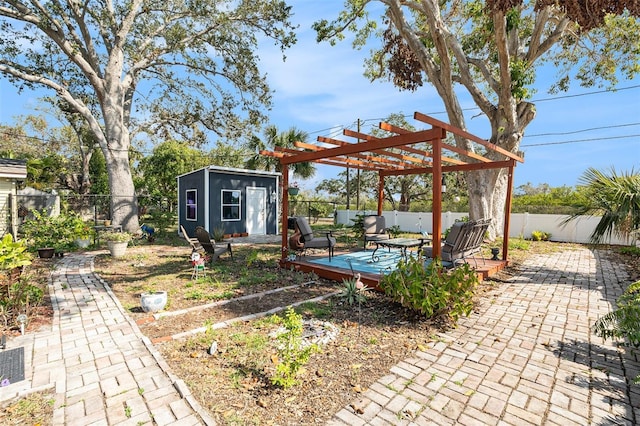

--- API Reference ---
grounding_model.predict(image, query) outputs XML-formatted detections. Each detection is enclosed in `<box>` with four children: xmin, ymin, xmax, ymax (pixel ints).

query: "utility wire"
<box><xmin>521</xmin><ymin>134</ymin><xmax>640</xmax><ymax>147</ymax></box>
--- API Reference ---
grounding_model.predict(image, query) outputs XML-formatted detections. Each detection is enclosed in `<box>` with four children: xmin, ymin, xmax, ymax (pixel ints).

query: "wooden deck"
<box><xmin>284</xmin><ymin>251</ymin><xmax>508</xmax><ymax>291</ymax></box>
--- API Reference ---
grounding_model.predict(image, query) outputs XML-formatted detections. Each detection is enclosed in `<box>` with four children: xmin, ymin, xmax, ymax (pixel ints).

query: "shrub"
<box><xmin>380</xmin><ymin>257</ymin><xmax>478</xmax><ymax>324</ymax></box>
<box><xmin>0</xmin><ymin>234</ymin><xmax>32</xmax><ymax>295</ymax></box>
<box><xmin>270</xmin><ymin>307</ymin><xmax>318</xmax><ymax>389</ymax></box>
<box><xmin>531</xmin><ymin>230</ymin><xmax>551</xmax><ymax>241</ymax></box>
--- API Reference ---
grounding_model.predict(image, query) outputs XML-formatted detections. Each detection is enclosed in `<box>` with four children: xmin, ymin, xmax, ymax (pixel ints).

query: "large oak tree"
<box><xmin>0</xmin><ymin>0</ymin><xmax>296</xmax><ymax>231</ymax></box>
<box><xmin>314</xmin><ymin>0</ymin><xmax>640</xmax><ymax>238</ymax></box>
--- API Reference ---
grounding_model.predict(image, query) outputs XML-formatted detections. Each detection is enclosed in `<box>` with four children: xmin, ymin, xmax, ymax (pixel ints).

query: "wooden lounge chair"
<box><xmin>290</xmin><ymin>216</ymin><xmax>336</xmax><ymax>260</ymax></box>
<box><xmin>195</xmin><ymin>226</ymin><xmax>233</xmax><ymax>261</ymax></box>
<box><xmin>423</xmin><ymin>218</ymin><xmax>491</xmax><ymax>267</ymax></box>
<box><xmin>363</xmin><ymin>215</ymin><xmax>391</xmax><ymax>249</ymax></box>
<box><xmin>180</xmin><ymin>224</ymin><xmax>202</xmax><ymax>252</ymax></box>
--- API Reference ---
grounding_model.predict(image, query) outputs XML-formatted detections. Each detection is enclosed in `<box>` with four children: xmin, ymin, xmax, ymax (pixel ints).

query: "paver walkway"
<box><xmin>331</xmin><ymin>247</ymin><xmax>640</xmax><ymax>425</ymax></box>
<box><xmin>0</xmin><ymin>253</ymin><xmax>212</xmax><ymax>425</ymax></box>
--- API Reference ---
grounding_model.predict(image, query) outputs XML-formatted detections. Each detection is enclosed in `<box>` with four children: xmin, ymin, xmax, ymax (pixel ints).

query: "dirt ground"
<box><xmin>1</xmin><ymin>239</ymin><xmax>638</xmax><ymax>425</ymax></box>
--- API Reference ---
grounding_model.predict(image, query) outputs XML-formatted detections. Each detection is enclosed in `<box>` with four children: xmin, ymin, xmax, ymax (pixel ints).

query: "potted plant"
<box><xmin>67</xmin><ymin>214</ymin><xmax>94</xmax><ymax>249</ymax></box>
<box><xmin>21</xmin><ymin>209</ymin><xmax>60</xmax><ymax>258</ymax></box>
<box><xmin>102</xmin><ymin>231</ymin><xmax>131</xmax><ymax>258</ymax></box>
<box><xmin>288</xmin><ymin>181</ymin><xmax>300</xmax><ymax>196</ymax></box>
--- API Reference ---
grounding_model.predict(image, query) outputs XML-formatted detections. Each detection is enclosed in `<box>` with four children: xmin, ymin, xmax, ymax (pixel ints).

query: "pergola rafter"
<box><xmin>259</xmin><ymin>112</ymin><xmax>524</xmax><ymax>267</ymax></box>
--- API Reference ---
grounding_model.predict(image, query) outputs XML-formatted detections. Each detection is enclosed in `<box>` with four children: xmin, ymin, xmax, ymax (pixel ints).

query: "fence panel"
<box><xmin>336</xmin><ymin>210</ymin><xmax>633</xmax><ymax>245</ymax></box>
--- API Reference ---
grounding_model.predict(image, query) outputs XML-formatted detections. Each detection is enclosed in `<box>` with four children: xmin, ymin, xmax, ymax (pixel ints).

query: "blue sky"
<box><xmin>1</xmin><ymin>1</ymin><xmax>639</xmax><ymax>192</ymax></box>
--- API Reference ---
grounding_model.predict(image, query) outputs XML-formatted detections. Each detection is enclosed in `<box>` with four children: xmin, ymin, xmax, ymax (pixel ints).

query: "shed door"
<box><xmin>246</xmin><ymin>187</ymin><xmax>266</xmax><ymax>235</ymax></box>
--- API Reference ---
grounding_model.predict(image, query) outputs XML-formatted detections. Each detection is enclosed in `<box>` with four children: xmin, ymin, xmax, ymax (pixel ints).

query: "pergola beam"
<box><xmin>414</xmin><ymin>112</ymin><xmax>524</xmax><ymax>163</ymax></box>
<box><xmin>279</xmin><ymin>128</ymin><xmax>447</xmax><ymax>165</ymax></box>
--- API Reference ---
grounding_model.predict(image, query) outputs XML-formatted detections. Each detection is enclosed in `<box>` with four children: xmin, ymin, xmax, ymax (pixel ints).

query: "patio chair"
<box><xmin>195</xmin><ymin>226</ymin><xmax>233</xmax><ymax>262</ymax></box>
<box><xmin>363</xmin><ymin>215</ymin><xmax>391</xmax><ymax>249</ymax></box>
<box><xmin>180</xmin><ymin>225</ymin><xmax>202</xmax><ymax>252</ymax></box>
<box><xmin>422</xmin><ymin>218</ymin><xmax>491</xmax><ymax>267</ymax></box>
<box><xmin>291</xmin><ymin>216</ymin><xmax>336</xmax><ymax>260</ymax></box>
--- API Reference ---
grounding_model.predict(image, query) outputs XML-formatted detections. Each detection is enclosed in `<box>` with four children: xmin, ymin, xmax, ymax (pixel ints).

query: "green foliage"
<box><xmin>513</xmin><ymin>183</ymin><xmax>587</xmax><ymax>214</ymax></box>
<box><xmin>508</xmin><ymin>236</ymin><xmax>531</xmax><ymax>251</ymax></box>
<box><xmin>246</xmin><ymin>126</ymin><xmax>315</xmax><ymax>179</ymax></box>
<box><xmin>531</xmin><ymin>230</ymin><xmax>551</xmax><ymax>241</ymax></box>
<box><xmin>350</xmin><ymin>214</ymin><xmax>366</xmax><ymax>240</ymax></box>
<box><xmin>146</xmin><ymin>209</ymin><xmax>176</xmax><ymax>235</ymax></box>
<box><xmin>380</xmin><ymin>257</ymin><xmax>478</xmax><ymax>324</ymax></box>
<box><xmin>212</xmin><ymin>227</ymin><xmax>226</xmax><ymax>242</ymax></box>
<box><xmin>339</xmin><ymin>277</ymin><xmax>369</xmax><ymax>306</ymax></box>
<box><xmin>564</xmin><ymin>167</ymin><xmax>640</xmax><ymax>244</ymax></box>
<box><xmin>101</xmin><ymin>232</ymin><xmax>132</xmax><ymax>242</ymax></box>
<box><xmin>387</xmin><ymin>225</ymin><xmax>401</xmax><ymax>238</ymax></box>
<box><xmin>0</xmin><ymin>234</ymin><xmax>32</xmax><ymax>275</ymax></box>
<box><xmin>137</xmin><ymin>141</ymin><xmax>212</xmax><ymax>206</ymax></box>
<box><xmin>270</xmin><ymin>307</ymin><xmax>318</xmax><ymax>389</ymax></box>
<box><xmin>21</xmin><ymin>209</ymin><xmax>74</xmax><ymax>251</ymax></box>
<box><xmin>620</xmin><ymin>246</ymin><xmax>640</xmax><ymax>257</ymax></box>
<box><xmin>593</xmin><ymin>280</ymin><xmax>640</xmax><ymax>383</ymax></box>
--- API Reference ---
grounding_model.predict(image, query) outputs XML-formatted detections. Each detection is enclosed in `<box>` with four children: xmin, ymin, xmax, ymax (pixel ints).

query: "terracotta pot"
<box><xmin>240</xmin><ymin>232</ymin><xmax>248</xmax><ymax>237</ymax></box>
<box><xmin>140</xmin><ymin>291</ymin><xmax>167</xmax><ymax>313</ymax></box>
<box><xmin>104</xmin><ymin>220</ymin><xmax>111</xmax><ymax>226</ymax></box>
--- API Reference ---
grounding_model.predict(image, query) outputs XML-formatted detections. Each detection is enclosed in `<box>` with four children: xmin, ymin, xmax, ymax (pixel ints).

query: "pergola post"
<box><xmin>377</xmin><ymin>174</ymin><xmax>385</xmax><ymax>215</ymax></box>
<box><xmin>280</xmin><ymin>164</ymin><xmax>289</xmax><ymax>264</ymax></box>
<box><xmin>431</xmin><ymin>135</ymin><xmax>442</xmax><ymax>258</ymax></box>
<box><xmin>502</xmin><ymin>161</ymin><xmax>516</xmax><ymax>261</ymax></box>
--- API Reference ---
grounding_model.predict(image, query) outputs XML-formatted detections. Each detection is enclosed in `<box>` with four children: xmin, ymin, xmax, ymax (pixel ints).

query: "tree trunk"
<box><xmin>104</xmin><ymin>147</ymin><xmax>139</xmax><ymax>233</ymax></box>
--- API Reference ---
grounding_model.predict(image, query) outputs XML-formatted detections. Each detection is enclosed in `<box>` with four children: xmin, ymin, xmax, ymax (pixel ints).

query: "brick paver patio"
<box><xmin>331</xmin><ymin>247</ymin><xmax>640</xmax><ymax>425</ymax></box>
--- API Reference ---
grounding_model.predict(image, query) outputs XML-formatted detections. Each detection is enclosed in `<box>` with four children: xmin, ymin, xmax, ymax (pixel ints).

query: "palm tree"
<box><xmin>245</xmin><ymin>125</ymin><xmax>315</xmax><ymax>180</ymax></box>
<box><xmin>564</xmin><ymin>167</ymin><xmax>640</xmax><ymax>245</ymax></box>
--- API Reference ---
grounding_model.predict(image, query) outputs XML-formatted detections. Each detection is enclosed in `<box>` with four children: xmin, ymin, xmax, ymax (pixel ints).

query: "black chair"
<box><xmin>290</xmin><ymin>216</ymin><xmax>335</xmax><ymax>260</ymax></box>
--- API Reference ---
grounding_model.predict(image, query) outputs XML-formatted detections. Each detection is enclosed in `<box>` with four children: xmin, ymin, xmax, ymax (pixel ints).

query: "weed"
<box><xmin>296</xmin><ymin>301</ymin><xmax>331</xmax><ymax>319</ymax></box>
<box><xmin>620</xmin><ymin>246</ymin><xmax>640</xmax><ymax>256</ymax></box>
<box><xmin>124</xmin><ymin>403</ymin><xmax>132</xmax><ymax>418</ymax></box>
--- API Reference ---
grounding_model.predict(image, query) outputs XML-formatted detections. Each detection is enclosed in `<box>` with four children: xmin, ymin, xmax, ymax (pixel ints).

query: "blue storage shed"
<box><xmin>177</xmin><ymin>166</ymin><xmax>280</xmax><ymax>237</ymax></box>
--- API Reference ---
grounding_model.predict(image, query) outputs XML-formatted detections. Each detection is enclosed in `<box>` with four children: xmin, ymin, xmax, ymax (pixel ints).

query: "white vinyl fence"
<box><xmin>336</xmin><ymin>210</ymin><xmax>634</xmax><ymax>246</ymax></box>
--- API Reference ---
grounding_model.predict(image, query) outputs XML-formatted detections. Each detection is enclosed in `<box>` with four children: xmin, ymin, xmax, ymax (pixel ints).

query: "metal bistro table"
<box><xmin>93</xmin><ymin>225</ymin><xmax>123</xmax><ymax>246</ymax></box>
<box><xmin>371</xmin><ymin>237</ymin><xmax>431</xmax><ymax>262</ymax></box>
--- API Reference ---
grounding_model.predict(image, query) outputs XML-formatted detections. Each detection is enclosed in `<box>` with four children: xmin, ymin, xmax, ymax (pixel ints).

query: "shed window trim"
<box><xmin>185</xmin><ymin>189</ymin><xmax>197</xmax><ymax>221</ymax></box>
<box><xmin>221</xmin><ymin>189</ymin><xmax>241</xmax><ymax>222</ymax></box>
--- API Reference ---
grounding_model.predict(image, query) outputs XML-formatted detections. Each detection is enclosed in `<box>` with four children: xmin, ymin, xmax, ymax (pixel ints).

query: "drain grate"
<box><xmin>0</xmin><ymin>347</ymin><xmax>25</xmax><ymax>386</ymax></box>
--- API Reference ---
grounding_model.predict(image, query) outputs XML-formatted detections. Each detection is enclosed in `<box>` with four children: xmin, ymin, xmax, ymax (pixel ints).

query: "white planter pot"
<box><xmin>107</xmin><ymin>241</ymin><xmax>128</xmax><ymax>258</ymax></box>
<box><xmin>140</xmin><ymin>291</ymin><xmax>168</xmax><ymax>313</ymax></box>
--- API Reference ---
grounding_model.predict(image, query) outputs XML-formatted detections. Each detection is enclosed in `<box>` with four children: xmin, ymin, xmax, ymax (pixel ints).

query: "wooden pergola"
<box><xmin>261</xmin><ymin>112</ymin><xmax>524</xmax><ymax>267</ymax></box>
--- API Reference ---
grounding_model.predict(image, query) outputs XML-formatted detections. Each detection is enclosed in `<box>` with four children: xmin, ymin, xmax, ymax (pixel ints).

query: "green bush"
<box><xmin>380</xmin><ymin>257</ymin><xmax>478</xmax><ymax>324</ymax></box>
<box><xmin>531</xmin><ymin>230</ymin><xmax>551</xmax><ymax>241</ymax></box>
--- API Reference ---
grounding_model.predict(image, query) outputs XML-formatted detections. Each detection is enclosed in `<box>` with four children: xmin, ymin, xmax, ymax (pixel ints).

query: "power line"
<box><xmin>525</xmin><ymin>122</ymin><xmax>640</xmax><ymax>138</ymax></box>
<box><xmin>521</xmin><ymin>134</ymin><xmax>640</xmax><ymax>147</ymax></box>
